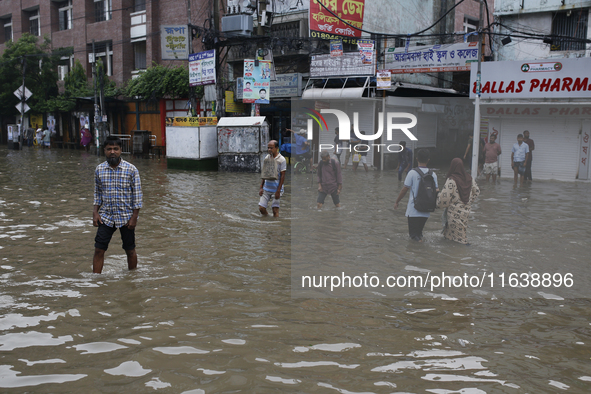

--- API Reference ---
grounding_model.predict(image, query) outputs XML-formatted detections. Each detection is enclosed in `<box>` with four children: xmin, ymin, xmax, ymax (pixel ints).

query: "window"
<box><xmin>463</xmin><ymin>16</ymin><xmax>479</xmax><ymax>42</ymax></box>
<box><xmin>551</xmin><ymin>9</ymin><xmax>589</xmax><ymax>51</ymax></box>
<box><xmin>133</xmin><ymin>41</ymin><xmax>147</xmax><ymax>70</ymax></box>
<box><xmin>134</xmin><ymin>0</ymin><xmax>146</xmax><ymax>12</ymax></box>
<box><xmin>58</xmin><ymin>54</ymin><xmax>73</xmax><ymax>81</ymax></box>
<box><xmin>2</xmin><ymin>16</ymin><xmax>12</xmax><ymax>43</ymax></box>
<box><xmin>95</xmin><ymin>0</ymin><xmax>112</xmax><ymax>22</ymax></box>
<box><xmin>58</xmin><ymin>0</ymin><xmax>73</xmax><ymax>31</ymax></box>
<box><xmin>90</xmin><ymin>41</ymin><xmax>113</xmax><ymax>76</ymax></box>
<box><xmin>29</xmin><ymin>9</ymin><xmax>40</xmax><ymax>36</ymax></box>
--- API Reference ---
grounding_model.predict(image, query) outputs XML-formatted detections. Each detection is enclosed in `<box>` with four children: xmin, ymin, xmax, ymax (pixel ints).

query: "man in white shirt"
<box><xmin>259</xmin><ymin>140</ymin><xmax>287</xmax><ymax>217</ymax></box>
<box><xmin>511</xmin><ymin>134</ymin><xmax>530</xmax><ymax>186</ymax></box>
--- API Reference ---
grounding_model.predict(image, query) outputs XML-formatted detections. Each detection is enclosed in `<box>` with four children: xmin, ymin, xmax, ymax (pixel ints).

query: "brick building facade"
<box><xmin>0</xmin><ymin>0</ymin><xmax>209</xmax><ymax>86</ymax></box>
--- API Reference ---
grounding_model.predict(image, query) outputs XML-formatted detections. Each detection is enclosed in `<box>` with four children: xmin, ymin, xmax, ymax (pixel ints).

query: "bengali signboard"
<box><xmin>330</xmin><ymin>39</ymin><xmax>343</xmax><ymax>57</ymax></box>
<box><xmin>243</xmin><ymin>60</ymin><xmax>272</xmax><ymax>104</ymax></box>
<box><xmin>358</xmin><ymin>39</ymin><xmax>373</xmax><ymax>64</ymax></box>
<box><xmin>161</xmin><ymin>25</ymin><xmax>189</xmax><ymax>60</ymax></box>
<box><xmin>270</xmin><ymin>73</ymin><xmax>302</xmax><ymax>98</ymax></box>
<box><xmin>309</xmin><ymin>0</ymin><xmax>365</xmax><ymax>45</ymax></box>
<box><xmin>225</xmin><ymin>91</ymin><xmax>246</xmax><ymax>113</ymax></box>
<box><xmin>376</xmin><ymin>70</ymin><xmax>391</xmax><ymax>90</ymax></box>
<box><xmin>385</xmin><ymin>42</ymin><xmax>478</xmax><ymax>74</ymax></box>
<box><xmin>189</xmin><ymin>50</ymin><xmax>216</xmax><ymax>87</ymax></box>
<box><xmin>165</xmin><ymin>117</ymin><xmax>218</xmax><ymax>127</ymax></box>
<box><xmin>310</xmin><ymin>52</ymin><xmax>375</xmax><ymax>77</ymax></box>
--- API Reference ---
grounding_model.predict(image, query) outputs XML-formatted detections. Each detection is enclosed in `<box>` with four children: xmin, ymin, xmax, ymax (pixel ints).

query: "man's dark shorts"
<box><xmin>317</xmin><ymin>191</ymin><xmax>340</xmax><ymax>205</ymax></box>
<box><xmin>513</xmin><ymin>161</ymin><xmax>525</xmax><ymax>176</ymax></box>
<box><xmin>95</xmin><ymin>223</ymin><xmax>136</xmax><ymax>251</ymax></box>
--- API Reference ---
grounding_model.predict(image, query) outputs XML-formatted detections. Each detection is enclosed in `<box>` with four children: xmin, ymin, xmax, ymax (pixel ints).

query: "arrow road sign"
<box><xmin>16</xmin><ymin>103</ymin><xmax>31</xmax><ymax>113</ymax></box>
<box><xmin>14</xmin><ymin>85</ymin><xmax>33</xmax><ymax>101</ymax></box>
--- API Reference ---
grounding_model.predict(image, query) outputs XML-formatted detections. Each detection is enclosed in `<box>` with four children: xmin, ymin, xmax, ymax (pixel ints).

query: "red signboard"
<box><xmin>309</xmin><ymin>0</ymin><xmax>365</xmax><ymax>44</ymax></box>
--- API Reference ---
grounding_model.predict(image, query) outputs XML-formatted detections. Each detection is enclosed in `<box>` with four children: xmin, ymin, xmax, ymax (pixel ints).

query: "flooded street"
<box><xmin>1</xmin><ymin>146</ymin><xmax>591</xmax><ymax>393</ymax></box>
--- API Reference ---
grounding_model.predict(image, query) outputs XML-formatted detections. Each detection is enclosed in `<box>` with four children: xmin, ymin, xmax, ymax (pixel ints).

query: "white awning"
<box><xmin>217</xmin><ymin>117</ymin><xmax>267</xmax><ymax>127</ymax></box>
<box><xmin>302</xmin><ymin>76</ymin><xmax>371</xmax><ymax>100</ymax></box>
<box><xmin>302</xmin><ymin>87</ymin><xmax>365</xmax><ymax>99</ymax></box>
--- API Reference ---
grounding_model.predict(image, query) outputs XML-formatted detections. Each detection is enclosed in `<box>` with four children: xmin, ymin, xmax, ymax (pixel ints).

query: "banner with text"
<box><xmin>470</xmin><ymin>57</ymin><xmax>591</xmax><ymax>99</ymax></box>
<box><xmin>161</xmin><ymin>25</ymin><xmax>189</xmax><ymax>60</ymax></box>
<box><xmin>243</xmin><ymin>60</ymin><xmax>271</xmax><ymax>104</ymax></box>
<box><xmin>309</xmin><ymin>0</ymin><xmax>365</xmax><ymax>45</ymax></box>
<box><xmin>189</xmin><ymin>50</ymin><xmax>216</xmax><ymax>87</ymax></box>
<box><xmin>385</xmin><ymin>42</ymin><xmax>478</xmax><ymax>74</ymax></box>
<box><xmin>311</xmin><ymin>52</ymin><xmax>375</xmax><ymax>77</ymax></box>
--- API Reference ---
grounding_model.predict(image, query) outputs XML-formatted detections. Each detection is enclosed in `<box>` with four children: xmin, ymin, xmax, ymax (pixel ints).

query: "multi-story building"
<box><xmin>0</xmin><ymin>0</ymin><xmax>213</xmax><ymax>148</ymax></box>
<box><xmin>0</xmin><ymin>0</ymin><xmax>210</xmax><ymax>86</ymax></box>
<box><xmin>473</xmin><ymin>0</ymin><xmax>591</xmax><ymax>181</ymax></box>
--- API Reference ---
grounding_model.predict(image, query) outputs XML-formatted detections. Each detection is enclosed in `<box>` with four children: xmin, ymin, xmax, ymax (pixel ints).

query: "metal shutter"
<box><xmin>499</xmin><ymin>118</ymin><xmax>581</xmax><ymax>181</ymax></box>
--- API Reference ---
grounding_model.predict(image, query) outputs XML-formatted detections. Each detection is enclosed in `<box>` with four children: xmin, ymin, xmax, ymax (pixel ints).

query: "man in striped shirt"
<box><xmin>93</xmin><ymin>136</ymin><xmax>143</xmax><ymax>273</ymax></box>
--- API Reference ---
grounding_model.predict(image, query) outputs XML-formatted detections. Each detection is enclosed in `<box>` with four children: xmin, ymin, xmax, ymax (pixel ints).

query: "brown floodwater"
<box><xmin>0</xmin><ymin>145</ymin><xmax>590</xmax><ymax>393</ymax></box>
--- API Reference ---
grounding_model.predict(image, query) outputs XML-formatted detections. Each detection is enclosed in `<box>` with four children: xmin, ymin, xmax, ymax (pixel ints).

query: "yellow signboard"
<box><xmin>165</xmin><ymin>117</ymin><xmax>218</xmax><ymax>127</ymax></box>
<box><xmin>30</xmin><ymin>114</ymin><xmax>43</xmax><ymax>129</ymax></box>
<box><xmin>225</xmin><ymin>91</ymin><xmax>246</xmax><ymax>113</ymax></box>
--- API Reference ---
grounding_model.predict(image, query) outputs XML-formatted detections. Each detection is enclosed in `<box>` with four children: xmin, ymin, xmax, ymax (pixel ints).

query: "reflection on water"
<box><xmin>0</xmin><ymin>146</ymin><xmax>590</xmax><ymax>392</ymax></box>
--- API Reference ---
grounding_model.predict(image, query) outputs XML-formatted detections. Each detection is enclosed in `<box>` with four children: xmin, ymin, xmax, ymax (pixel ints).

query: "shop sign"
<box><xmin>470</xmin><ymin>57</ymin><xmax>591</xmax><ymax>99</ymax></box>
<box><xmin>165</xmin><ymin>117</ymin><xmax>218</xmax><ymax>127</ymax></box>
<box><xmin>385</xmin><ymin>42</ymin><xmax>478</xmax><ymax>74</ymax></box>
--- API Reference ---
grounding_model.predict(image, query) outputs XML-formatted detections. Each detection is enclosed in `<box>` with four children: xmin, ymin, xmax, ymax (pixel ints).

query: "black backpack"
<box><xmin>318</xmin><ymin>159</ymin><xmax>338</xmax><ymax>184</ymax></box>
<box><xmin>411</xmin><ymin>168</ymin><xmax>437</xmax><ymax>212</ymax></box>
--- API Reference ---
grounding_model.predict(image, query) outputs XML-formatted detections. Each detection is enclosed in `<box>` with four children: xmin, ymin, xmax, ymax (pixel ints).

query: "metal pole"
<box><xmin>471</xmin><ymin>0</ymin><xmax>484</xmax><ymax>179</ymax></box>
<box><xmin>20</xmin><ymin>56</ymin><xmax>26</xmax><ymax>149</ymax></box>
<box><xmin>93</xmin><ymin>40</ymin><xmax>100</xmax><ymax>156</ymax></box>
<box><xmin>188</xmin><ymin>0</ymin><xmax>197</xmax><ymax>116</ymax></box>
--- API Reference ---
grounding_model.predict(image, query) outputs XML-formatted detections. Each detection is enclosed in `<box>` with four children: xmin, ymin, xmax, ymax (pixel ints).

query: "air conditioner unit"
<box><xmin>221</xmin><ymin>14</ymin><xmax>253</xmax><ymax>37</ymax></box>
<box><xmin>58</xmin><ymin>65</ymin><xmax>69</xmax><ymax>81</ymax></box>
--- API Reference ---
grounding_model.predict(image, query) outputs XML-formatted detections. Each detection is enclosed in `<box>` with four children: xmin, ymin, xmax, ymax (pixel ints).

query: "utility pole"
<box><xmin>20</xmin><ymin>56</ymin><xmax>26</xmax><ymax>150</ymax></box>
<box><xmin>187</xmin><ymin>0</ymin><xmax>197</xmax><ymax>116</ymax></box>
<box><xmin>471</xmin><ymin>0</ymin><xmax>484</xmax><ymax>178</ymax></box>
<box><xmin>93</xmin><ymin>40</ymin><xmax>99</xmax><ymax>156</ymax></box>
<box><xmin>213</xmin><ymin>0</ymin><xmax>222</xmax><ymax>118</ymax></box>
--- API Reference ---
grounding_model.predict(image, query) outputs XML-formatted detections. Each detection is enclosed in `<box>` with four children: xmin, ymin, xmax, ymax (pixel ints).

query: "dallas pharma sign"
<box><xmin>301</xmin><ymin>107</ymin><xmax>418</xmax><ymax>153</ymax></box>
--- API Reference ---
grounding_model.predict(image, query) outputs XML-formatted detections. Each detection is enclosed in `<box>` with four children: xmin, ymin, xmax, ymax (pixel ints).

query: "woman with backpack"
<box><xmin>436</xmin><ymin>158</ymin><xmax>480</xmax><ymax>245</ymax></box>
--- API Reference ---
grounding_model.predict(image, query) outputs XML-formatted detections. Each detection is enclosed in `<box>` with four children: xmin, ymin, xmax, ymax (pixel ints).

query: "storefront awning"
<box><xmin>302</xmin><ymin>76</ymin><xmax>371</xmax><ymax>100</ymax></box>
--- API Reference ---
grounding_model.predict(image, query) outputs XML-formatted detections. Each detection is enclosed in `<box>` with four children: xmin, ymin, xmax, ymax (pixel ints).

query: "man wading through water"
<box><xmin>92</xmin><ymin>136</ymin><xmax>143</xmax><ymax>273</ymax></box>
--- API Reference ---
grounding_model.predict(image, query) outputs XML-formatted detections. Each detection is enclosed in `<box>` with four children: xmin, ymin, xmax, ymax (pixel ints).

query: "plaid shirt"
<box><xmin>94</xmin><ymin>159</ymin><xmax>143</xmax><ymax>228</ymax></box>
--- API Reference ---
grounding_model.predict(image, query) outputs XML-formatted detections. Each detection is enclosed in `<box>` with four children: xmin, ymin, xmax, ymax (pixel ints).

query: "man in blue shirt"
<box><xmin>511</xmin><ymin>133</ymin><xmax>530</xmax><ymax>186</ymax></box>
<box><xmin>394</xmin><ymin>149</ymin><xmax>439</xmax><ymax>241</ymax></box>
<box><xmin>289</xmin><ymin>129</ymin><xmax>312</xmax><ymax>171</ymax></box>
<box><xmin>93</xmin><ymin>136</ymin><xmax>143</xmax><ymax>273</ymax></box>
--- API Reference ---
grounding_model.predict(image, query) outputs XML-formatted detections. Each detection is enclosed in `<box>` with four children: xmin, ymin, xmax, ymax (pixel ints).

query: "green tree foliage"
<box><xmin>0</xmin><ymin>34</ymin><xmax>60</xmax><ymax>116</ymax></box>
<box><xmin>123</xmin><ymin>63</ymin><xmax>200</xmax><ymax>100</ymax></box>
<box><xmin>45</xmin><ymin>60</ymin><xmax>91</xmax><ymax>112</ymax></box>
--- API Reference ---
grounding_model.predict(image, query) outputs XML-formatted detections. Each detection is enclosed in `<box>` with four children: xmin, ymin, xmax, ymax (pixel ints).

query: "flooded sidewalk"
<box><xmin>0</xmin><ymin>146</ymin><xmax>590</xmax><ymax>393</ymax></box>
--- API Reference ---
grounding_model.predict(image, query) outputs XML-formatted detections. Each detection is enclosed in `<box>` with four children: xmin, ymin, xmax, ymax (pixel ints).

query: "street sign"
<box><xmin>15</xmin><ymin>103</ymin><xmax>31</xmax><ymax>113</ymax></box>
<box><xmin>13</xmin><ymin>85</ymin><xmax>32</xmax><ymax>101</ymax></box>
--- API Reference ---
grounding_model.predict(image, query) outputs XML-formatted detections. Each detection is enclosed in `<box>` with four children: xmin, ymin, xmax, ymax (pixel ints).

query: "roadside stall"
<box><xmin>217</xmin><ymin>117</ymin><xmax>269</xmax><ymax>172</ymax></box>
<box><xmin>165</xmin><ymin>117</ymin><xmax>218</xmax><ymax>171</ymax></box>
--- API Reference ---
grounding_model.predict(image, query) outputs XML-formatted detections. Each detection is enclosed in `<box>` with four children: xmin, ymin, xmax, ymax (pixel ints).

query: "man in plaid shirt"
<box><xmin>93</xmin><ymin>136</ymin><xmax>143</xmax><ymax>273</ymax></box>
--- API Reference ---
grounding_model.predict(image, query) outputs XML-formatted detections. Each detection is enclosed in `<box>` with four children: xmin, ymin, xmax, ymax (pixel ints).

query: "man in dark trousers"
<box><xmin>523</xmin><ymin>130</ymin><xmax>535</xmax><ymax>181</ymax></box>
<box><xmin>93</xmin><ymin>136</ymin><xmax>143</xmax><ymax>273</ymax></box>
<box><xmin>317</xmin><ymin>151</ymin><xmax>343</xmax><ymax>209</ymax></box>
<box><xmin>394</xmin><ymin>149</ymin><xmax>439</xmax><ymax>242</ymax></box>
